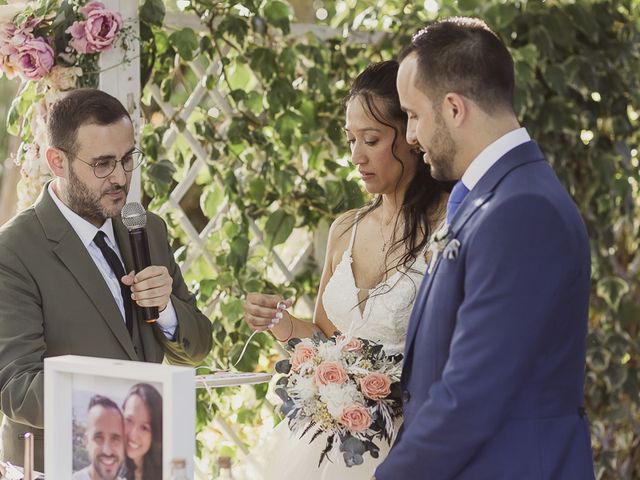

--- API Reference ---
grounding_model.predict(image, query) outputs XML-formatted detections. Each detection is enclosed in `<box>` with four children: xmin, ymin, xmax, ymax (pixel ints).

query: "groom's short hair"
<box><xmin>399</xmin><ymin>17</ymin><xmax>515</xmax><ymax>114</ymax></box>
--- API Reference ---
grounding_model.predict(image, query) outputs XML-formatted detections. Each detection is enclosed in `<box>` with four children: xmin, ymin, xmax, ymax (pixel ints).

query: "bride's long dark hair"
<box><xmin>345</xmin><ymin>60</ymin><xmax>448</xmax><ymax>272</ymax></box>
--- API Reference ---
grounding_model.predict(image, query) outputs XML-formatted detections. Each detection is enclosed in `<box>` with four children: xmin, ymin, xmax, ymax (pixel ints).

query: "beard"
<box><xmin>66</xmin><ymin>165</ymin><xmax>128</xmax><ymax>225</ymax></box>
<box><xmin>425</xmin><ymin>110</ymin><xmax>457</xmax><ymax>182</ymax></box>
<box><xmin>92</xmin><ymin>454</ymin><xmax>122</xmax><ymax>480</ymax></box>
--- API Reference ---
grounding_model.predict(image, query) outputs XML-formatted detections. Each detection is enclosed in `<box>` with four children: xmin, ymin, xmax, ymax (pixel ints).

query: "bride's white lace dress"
<box><xmin>238</xmin><ymin>218</ymin><xmax>427</xmax><ymax>480</ymax></box>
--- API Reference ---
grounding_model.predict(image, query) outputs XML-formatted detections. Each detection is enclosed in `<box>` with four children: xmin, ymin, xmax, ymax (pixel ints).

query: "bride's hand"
<box><xmin>243</xmin><ymin>293</ymin><xmax>293</xmax><ymax>332</ymax></box>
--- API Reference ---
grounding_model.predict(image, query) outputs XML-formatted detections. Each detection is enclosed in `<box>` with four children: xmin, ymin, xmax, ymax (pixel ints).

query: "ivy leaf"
<box><xmin>139</xmin><ymin>0</ymin><xmax>165</xmax><ymax>27</ymax></box>
<box><xmin>250</xmin><ymin>47</ymin><xmax>278</xmax><ymax>79</ymax></box>
<box><xmin>200</xmin><ymin>184</ymin><xmax>225</xmax><ymax>218</ymax></box>
<box><xmin>264</xmin><ymin>210</ymin><xmax>295</xmax><ymax>248</ymax></box>
<box><xmin>264</xmin><ymin>0</ymin><xmax>291</xmax><ymax>34</ymax></box>
<box><xmin>229</xmin><ymin>237</ymin><xmax>250</xmax><ymax>271</ymax></box>
<box><xmin>169</xmin><ymin>28</ymin><xmax>199</xmax><ymax>61</ymax></box>
<box><xmin>248</xmin><ymin>177</ymin><xmax>266</xmax><ymax>204</ymax></box>
<box><xmin>596</xmin><ymin>276</ymin><xmax>629</xmax><ymax>311</ymax></box>
<box><xmin>146</xmin><ymin>159</ymin><xmax>176</xmax><ymax>189</ymax></box>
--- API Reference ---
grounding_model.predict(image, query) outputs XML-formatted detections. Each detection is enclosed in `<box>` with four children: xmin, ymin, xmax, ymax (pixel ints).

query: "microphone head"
<box><xmin>121</xmin><ymin>202</ymin><xmax>147</xmax><ymax>230</ymax></box>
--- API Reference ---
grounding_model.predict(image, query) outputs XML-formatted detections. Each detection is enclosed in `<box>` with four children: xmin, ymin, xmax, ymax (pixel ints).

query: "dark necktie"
<box><xmin>93</xmin><ymin>231</ymin><xmax>133</xmax><ymax>336</ymax></box>
<box><xmin>446</xmin><ymin>181</ymin><xmax>470</xmax><ymax>224</ymax></box>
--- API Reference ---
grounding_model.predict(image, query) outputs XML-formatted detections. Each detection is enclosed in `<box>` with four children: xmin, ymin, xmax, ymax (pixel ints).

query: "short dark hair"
<box><xmin>47</xmin><ymin>88</ymin><xmax>131</xmax><ymax>157</ymax></box>
<box><xmin>88</xmin><ymin>394</ymin><xmax>122</xmax><ymax>416</ymax></box>
<box><xmin>399</xmin><ymin>17</ymin><xmax>515</xmax><ymax>113</ymax></box>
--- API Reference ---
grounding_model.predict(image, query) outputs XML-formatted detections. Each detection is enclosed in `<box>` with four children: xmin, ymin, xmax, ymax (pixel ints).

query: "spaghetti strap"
<box><xmin>347</xmin><ymin>210</ymin><xmax>361</xmax><ymax>251</ymax></box>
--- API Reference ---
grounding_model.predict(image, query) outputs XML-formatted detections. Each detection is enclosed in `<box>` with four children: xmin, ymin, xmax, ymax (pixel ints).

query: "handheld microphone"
<box><xmin>121</xmin><ymin>202</ymin><xmax>159</xmax><ymax>322</ymax></box>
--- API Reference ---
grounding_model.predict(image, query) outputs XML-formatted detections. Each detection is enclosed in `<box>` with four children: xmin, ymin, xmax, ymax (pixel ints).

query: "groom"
<box><xmin>376</xmin><ymin>18</ymin><xmax>594</xmax><ymax>479</ymax></box>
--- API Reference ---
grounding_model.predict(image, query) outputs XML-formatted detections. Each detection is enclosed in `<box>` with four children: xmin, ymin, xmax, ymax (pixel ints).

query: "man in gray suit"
<box><xmin>0</xmin><ymin>89</ymin><xmax>213</xmax><ymax>470</ymax></box>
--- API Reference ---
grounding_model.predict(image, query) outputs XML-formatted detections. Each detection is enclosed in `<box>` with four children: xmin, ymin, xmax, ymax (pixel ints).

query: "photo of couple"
<box><xmin>72</xmin><ymin>377</ymin><xmax>162</xmax><ymax>480</ymax></box>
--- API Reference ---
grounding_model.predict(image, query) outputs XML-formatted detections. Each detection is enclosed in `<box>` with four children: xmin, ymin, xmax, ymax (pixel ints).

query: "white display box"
<box><xmin>44</xmin><ymin>355</ymin><xmax>194</xmax><ymax>479</ymax></box>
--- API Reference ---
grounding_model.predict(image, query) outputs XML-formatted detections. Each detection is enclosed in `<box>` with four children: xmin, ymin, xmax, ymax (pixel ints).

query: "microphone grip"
<box><xmin>129</xmin><ymin>228</ymin><xmax>160</xmax><ymax>322</ymax></box>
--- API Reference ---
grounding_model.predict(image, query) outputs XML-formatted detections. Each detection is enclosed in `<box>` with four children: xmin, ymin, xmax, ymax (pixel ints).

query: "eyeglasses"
<box><xmin>58</xmin><ymin>147</ymin><xmax>144</xmax><ymax>178</ymax></box>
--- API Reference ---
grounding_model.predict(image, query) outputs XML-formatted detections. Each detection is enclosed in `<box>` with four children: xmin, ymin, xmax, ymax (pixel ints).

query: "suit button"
<box><xmin>402</xmin><ymin>390</ymin><xmax>411</xmax><ymax>404</ymax></box>
<box><xmin>182</xmin><ymin>338</ymin><xmax>190</xmax><ymax>348</ymax></box>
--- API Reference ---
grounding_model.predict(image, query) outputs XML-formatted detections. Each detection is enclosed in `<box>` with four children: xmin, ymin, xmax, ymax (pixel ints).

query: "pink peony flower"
<box><xmin>66</xmin><ymin>1</ymin><xmax>122</xmax><ymax>54</ymax></box>
<box><xmin>337</xmin><ymin>335</ymin><xmax>364</xmax><ymax>352</ymax></box>
<box><xmin>314</xmin><ymin>361</ymin><xmax>348</xmax><ymax>386</ymax></box>
<box><xmin>12</xmin><ymin>37</ymin><xmax>54</xmax><ymax>80</ymax></box>
<box><xmin>291</xmin><ymin>343</ymin><xmax>317</xmax><ymax>372</ymax></box>
<box><xmin>339</xmin><ymin>403</ymin><xmax>371</xmax><ymax>433</ymax></box>
<box><xmin>360</xmin><ymin>372</ymin><xmax>392</xmax><ymax>401</ymax></box>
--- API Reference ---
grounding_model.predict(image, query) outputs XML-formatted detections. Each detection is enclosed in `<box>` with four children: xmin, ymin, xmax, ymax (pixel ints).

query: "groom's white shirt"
<box><xmin>461</xmin><ymin>127</ymin><xmax>530</xmax><ymax>191</ymax></box>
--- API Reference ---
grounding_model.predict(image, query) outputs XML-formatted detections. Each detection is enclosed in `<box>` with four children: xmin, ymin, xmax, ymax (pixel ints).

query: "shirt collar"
<box><xmin>461</xmin><ymin>127</ymin><xmax>531</xmax><ymax>190</ymax></box>
<box><xmin>48</xmin><ymin>182</ymin><xmax>116</xmax><ymax>248</ymax></box>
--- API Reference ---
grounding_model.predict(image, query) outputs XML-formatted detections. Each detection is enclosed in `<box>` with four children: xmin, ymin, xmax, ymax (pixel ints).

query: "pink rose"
<box><xmin>337</xmin><ymin>335</ymin><xmax>363</xmax><ymax>352</ymax></box>
<box><xmin>360</xmin><ymin>372</ymin><xmax>392</xmax><ymax>401</ymax></box>
<box><xmin>313</xmin><ymin>361</ymin><xmax>348</xmax><ymax>386</ymax></box>
<box><xmin>66</xmin><ymin>1</ymin><xmax>122</xmax><ymax>54</ymax></box>
<box><xmin>291</xmin><ymin>343</ymin><xmax>316</xmax><ymax>371</ymax></box>
<box><xmin>339</xmin><ymin>404</ymin><xmax>371</xmax><ymax>433</ymax></box>
<box><xmin>12</xmin><ymin>37</ymin><xmax>54</xmax><ymax>80</ymax></box>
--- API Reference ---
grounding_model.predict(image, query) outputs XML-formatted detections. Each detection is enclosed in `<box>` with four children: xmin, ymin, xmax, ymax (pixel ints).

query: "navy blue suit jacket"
<box><xmin>376</xmin><ymin>141</ymin><xmax>594</xmax><ymax>479</ymax></box>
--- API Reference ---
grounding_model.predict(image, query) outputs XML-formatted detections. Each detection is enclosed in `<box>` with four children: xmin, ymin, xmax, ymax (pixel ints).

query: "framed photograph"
<box><xmin>45</xmin><ymin>355</ymin><xmax>194</xmax><ymax>479</ymax></box>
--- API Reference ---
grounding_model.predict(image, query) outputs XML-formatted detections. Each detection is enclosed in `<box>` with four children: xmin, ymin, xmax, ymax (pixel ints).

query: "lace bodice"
<box><xmin>322</xmin><ymin>213</ymin><xmax>428</xmax><ymax>356</ymax></box>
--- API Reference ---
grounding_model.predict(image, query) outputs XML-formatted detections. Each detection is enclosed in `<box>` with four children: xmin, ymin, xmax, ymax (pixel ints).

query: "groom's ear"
<box><xmin>442</xmin><ymin>92</ymin><xmax>467</xmax><ymax>128</ymax></box>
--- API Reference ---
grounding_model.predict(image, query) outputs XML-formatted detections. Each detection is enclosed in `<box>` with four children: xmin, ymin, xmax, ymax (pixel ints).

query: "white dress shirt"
<box><xmin>461</xmin><ymin>127</ymin><xmax>531</xmax><ymax>191</ymax></box>
<box><xmin>48</xmin><ymin>183</ymin><xmax>177</xmax><ymax>338</ymax></box>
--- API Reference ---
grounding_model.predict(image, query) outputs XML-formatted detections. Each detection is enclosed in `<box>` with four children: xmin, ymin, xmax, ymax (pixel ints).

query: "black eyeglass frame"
<box><xmin>56</xmin><ymin>147</ymin><xmax>145</xmax><ymax>179</ymax></box>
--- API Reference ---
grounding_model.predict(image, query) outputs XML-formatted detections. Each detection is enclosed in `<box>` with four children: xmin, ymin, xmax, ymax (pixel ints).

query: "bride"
<box><xmin>242</xmin><ymin>60</ymin><xmax>448</xmax><ymax>479</ymax></box>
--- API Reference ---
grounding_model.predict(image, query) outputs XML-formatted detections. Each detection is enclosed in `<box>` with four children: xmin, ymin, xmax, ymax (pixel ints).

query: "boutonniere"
<box><xmin>427</xmin><ymin>222</ymin><xmax>461</xmax><ymax>273</ymax></box>
<box><xmin>427</xmin><ymin>222</ymin><xmax>450</xmax><ymax>274</ymax></box>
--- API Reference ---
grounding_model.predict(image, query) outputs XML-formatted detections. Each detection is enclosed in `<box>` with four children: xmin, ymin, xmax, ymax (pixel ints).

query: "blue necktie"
<box><xmin>446</xmin><ymin>181</ymin><xmax>470</xmax><ymax>224</ymax></box>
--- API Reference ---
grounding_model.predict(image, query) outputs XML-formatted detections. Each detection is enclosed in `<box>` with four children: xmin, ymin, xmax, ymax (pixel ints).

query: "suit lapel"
<box><xmin>403</xmin><ymin>141</ymin><xmax>546</xmax><ymax>361</ymax></box>
<box><xmin>35</xmin><ymin>186</ymin><xmax>137</xmax><ymax>360</ymax></box>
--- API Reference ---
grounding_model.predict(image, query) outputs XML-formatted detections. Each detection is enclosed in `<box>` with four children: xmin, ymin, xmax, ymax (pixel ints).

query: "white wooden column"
<box><xmin>99</xmin><ymin>0</ymin><xmax>142</xmax><ymax>202</ymax></box>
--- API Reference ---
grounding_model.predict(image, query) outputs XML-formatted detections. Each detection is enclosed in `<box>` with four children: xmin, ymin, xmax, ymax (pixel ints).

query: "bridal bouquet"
<box><xmin>274</xmin><ymin>332</ymin><xmax>403</xmax><ymax>467</ymax></box>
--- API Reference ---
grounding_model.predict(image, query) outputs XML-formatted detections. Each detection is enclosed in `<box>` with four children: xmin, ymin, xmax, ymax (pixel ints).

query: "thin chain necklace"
<box><xmin>379</xmin><ymin>213</ymin><xmax>396</xmax><ymax>253</ymax></box>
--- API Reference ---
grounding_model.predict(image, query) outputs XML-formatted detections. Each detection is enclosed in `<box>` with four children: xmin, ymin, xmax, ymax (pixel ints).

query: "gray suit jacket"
<box><xmin>0</xmin><ymin>186</ymin><xmax>213</xmax><ymax>470</ymax></box>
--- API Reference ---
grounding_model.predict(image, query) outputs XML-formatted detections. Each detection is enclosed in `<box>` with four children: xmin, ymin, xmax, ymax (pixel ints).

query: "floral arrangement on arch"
<box><xmin>0</xmin><ymin>0</ymin><xmax>126</xmax><ymax>209</ymax></box>
<box><xmin>274</xmin><ymin>332</ymin><xmax>403</xmax><ymax>468</ymax></box>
